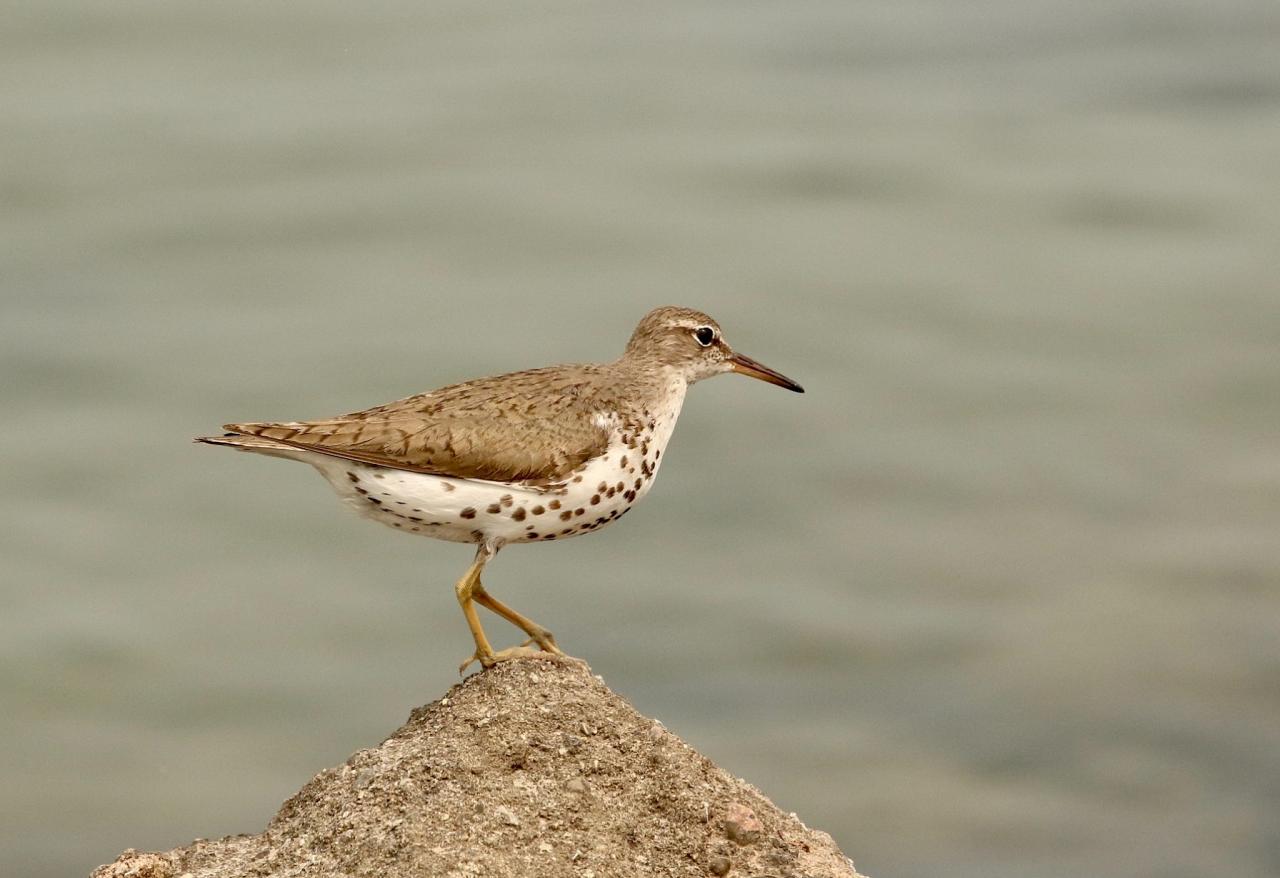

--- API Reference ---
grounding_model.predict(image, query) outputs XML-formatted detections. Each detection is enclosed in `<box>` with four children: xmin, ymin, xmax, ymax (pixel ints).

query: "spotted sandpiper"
<box><xmin>197</xmin><ymin>306</ymin><xmax>803</xmax><ymax>672</ymax></box>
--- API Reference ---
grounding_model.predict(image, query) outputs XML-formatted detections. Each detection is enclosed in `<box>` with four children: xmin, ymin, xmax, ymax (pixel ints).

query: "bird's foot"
<box><xmin>518</xmin><ymin>626</ymin><xmax>565</xmax><ymax>656</ymax></box>
<box><xmin>458</xmin><ymin>644</ymin><xmax>557</xmax><ymax>675</ymax></box>
<box><xmin>518</xmin><ymin>639</ymin><xmax>589</xmax><ymax>670</ymax></box>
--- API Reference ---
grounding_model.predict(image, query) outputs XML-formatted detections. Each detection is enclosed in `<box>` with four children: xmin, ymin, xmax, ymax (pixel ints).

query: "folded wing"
<box><xmin>222</xmin><ymin>366</ymin><xmax>614</xmax><ymax>484</ymax></box>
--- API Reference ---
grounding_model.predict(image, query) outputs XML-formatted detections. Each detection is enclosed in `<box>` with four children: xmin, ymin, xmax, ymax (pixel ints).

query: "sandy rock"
<box><xmin>92</xmin><ymin>659</ymin><xmax>863</xmax><ymax>878</ymax></box>
<box><xmin>724</xmin><ymin>801</ymin><xmax>765</xmax><ymax>845</ymax></box>
<box><xmin>91</xmin><ymin>850</ymin><xmax>175</xmax><ymax>878</ymax></box>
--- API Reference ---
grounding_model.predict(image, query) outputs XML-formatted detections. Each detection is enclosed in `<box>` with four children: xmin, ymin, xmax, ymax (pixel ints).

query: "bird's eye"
<box><xmin>694</xmin><ymin>326</ymin><xmax>716</xmax><ymax>347</ymax></box>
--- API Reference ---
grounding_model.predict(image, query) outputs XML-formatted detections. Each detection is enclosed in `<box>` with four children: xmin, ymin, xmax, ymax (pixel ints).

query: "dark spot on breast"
<box><xmin>559</xmin><ymin>511</ymin><xmax>572</xmax><ymax>521</ymax></box>
<box><xmin>595</xmin><ymin>516</ymin><xmax>608</xmax><ymax>525</ymax></box>
<box><xmin>512</xmin><ymin>507</ymin><xmax>527</xmax><ymax>521</ymax></box>
<box><xmin>471</xmin><ymin>529</ymin><xmax>484</xmax><ymax>540</ymax></box>
<box><xmin>634</xmin><ymin>479</ymin><xmax>642</xmax><ymax>490</ymax></box>
<box><xmin>355</xmin><ymin>486</ymin><xmax>368</xmax><ymax>495</ymax></box>
<box><xmin>590</xmin><ymin>494</ymin><xmax>600</xmax><ymax>505</ymax></box>
<box><xmin>368</xmin><ymin>497</ymin><xmax>382</xmax><ymax>505</ymax></box>
<box><xmin>615</xmin><ymin>481</ymin><xmax>625</xmax><ymax>492</ymax></box>
<box><xmin>443</xmin><ymin>483</ymin><xmax>456</xmax><ymax>492</ymax></box>
<box><xmin>531</xmin><ymin>505</ymin><xmax>545</xmax><ymax>516</ymax></box>
<box><xmin>549</xmin><ymin>500</ymin><xmax>561</xmax><ymax>510</ymax></box>
<box><xmin>624</xmin><ymin>490</ymin><xmax>635</xmax><ymax>501</ymax></box>
<box><xmin>620</xmin><ymin>456</ymin><xmax>628</xmax><ymax>468</ymax></box>
<box><xmin>374</xmin><ymin>472</ymin><xmax>385</xmax><ymax>480</ymax></box>
<box><xmin>561</xmin><ymin>528</ymin><xmax>573</xmax><ymax>535</ymax></box>
<box><xmin>542</xmin><ymin>533</ymin><xmax>555</xmax><ymax>540</ymax></box>
<box><xmin>500</xmin><ymin>494</ymin><xmax>513</xmax><ymax>508</ymax></box>
<box><xmin>597</xmin><ymin>481</ymin><xmax>608</xmax><ymax>493</ymax></box>
<box><xmin>460</xmin><ymin>507</ymin><xmax>476</xmax><ymax>519</ymax></box>
<box><xmin>346</xmin><ymin>472</ymin><xmax>359</xmax><ymax>483</ymax></box>
<box><xmin>572</xmin><ymin>475</ymin><xmax>583</xmax><ymax>483</ymax></box>
<box><xmin>574</xmin><ymin>508</ymin><xmax>585</xmax><ymax>516</ymax></box>
<box><xmin>486</xmin><ymin>503</ymin><xmax>501</xmax><ymax>514</ymax></box>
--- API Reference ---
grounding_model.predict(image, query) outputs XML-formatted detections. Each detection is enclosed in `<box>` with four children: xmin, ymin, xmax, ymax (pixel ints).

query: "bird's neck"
<box><xmin>608</xmin><ymin>354</ymin><xmax>689</xmax><ymax>427</ymax></box>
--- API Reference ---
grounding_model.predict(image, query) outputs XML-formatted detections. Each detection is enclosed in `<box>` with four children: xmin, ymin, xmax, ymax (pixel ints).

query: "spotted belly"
<box><xmin>306</xmin><ymin>433</ymin><xmax>667</xmax><ymax>546</ymax></box>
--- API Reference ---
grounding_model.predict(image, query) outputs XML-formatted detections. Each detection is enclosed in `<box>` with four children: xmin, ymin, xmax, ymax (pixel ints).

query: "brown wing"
<box><xmin>223</xmin><ymin>365</ymin><xmax>614</xmax><ymax>484</ymax></box>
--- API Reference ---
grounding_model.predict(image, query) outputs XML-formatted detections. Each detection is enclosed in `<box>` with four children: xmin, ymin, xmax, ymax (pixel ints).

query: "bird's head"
<box><xmin>624</xmin><ymin>306</ymin><xmax>804</xmax><ymax>393</ymax></box>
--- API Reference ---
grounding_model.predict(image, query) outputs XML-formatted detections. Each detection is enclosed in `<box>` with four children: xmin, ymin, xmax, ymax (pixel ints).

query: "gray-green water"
<box><xmin>3</xmin><ymin>3</ymin><xmax>1279</xmax><ymax>876</ymax></box>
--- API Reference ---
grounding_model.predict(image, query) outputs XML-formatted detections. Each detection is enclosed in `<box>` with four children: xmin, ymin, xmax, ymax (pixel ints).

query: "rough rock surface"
<box><xmin>94</xmin><ymin>658</ymin><xmax>863</xmax><ymax>878</ymax></box>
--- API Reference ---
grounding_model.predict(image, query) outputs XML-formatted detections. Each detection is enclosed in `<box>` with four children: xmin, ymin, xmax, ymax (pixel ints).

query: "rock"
<box><xmin>92</xmin><ymin>660</ymin><xmax>863</xmax><ymax>878</ymax></box>
<box><xmin>91</xmin><ymin>850</ymin><xmax>175</xmax><ymax>878</ymax></box>
<box><xmin>707</xmin><ymin>853</ymin><xmax>732</xmax><ymax>875</ymax></box>
<box><xmin>724</xmin><ymin>802</ymin><xmax>765</xmax><ymax>845</ymax></box>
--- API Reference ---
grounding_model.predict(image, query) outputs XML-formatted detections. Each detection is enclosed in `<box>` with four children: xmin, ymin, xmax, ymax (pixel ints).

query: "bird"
<box><xmin>197</xmin><ymin>306</ymin><xmax>804</xmax><ymax>672</ymax></box>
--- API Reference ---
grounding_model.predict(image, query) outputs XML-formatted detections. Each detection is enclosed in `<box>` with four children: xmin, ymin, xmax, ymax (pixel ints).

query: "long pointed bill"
<box><xmin>728</xmin><ymin>352</ymin><xmax>805</xmax><ymax>393</ymax></box>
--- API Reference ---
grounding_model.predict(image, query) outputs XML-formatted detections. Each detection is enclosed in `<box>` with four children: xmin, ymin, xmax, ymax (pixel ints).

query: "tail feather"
<box><xmin>195</xmin><ymin>433</ymin><xmax>311</xmax><ymax>462</ymax></box>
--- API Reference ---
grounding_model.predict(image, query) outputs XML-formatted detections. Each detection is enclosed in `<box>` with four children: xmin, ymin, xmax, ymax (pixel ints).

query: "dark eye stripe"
<box><xmin>694</xmin><ymin>326</ymin><xmax>715</xmax><ymax>346</ymax></box>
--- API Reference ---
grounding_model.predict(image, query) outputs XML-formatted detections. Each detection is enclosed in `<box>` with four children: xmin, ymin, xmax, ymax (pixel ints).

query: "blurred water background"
<box><xmin>3</xmin><ymin>2</ymin><xmax>1279</xmax><ymax>876</ymax></box>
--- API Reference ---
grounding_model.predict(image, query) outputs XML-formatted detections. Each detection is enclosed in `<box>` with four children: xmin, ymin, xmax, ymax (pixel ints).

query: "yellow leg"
<box><xmin>455</xmin><ymin>551</ymin><xmax>497</xmax><ymax>673</ymax></box>
<box><xmin>456</xmin><ymin>542</ymin><xmax>568</xmax><ymax>674</ymax></box>
<box><xmin>472</xmin><ymin>582</ymin><xmax>565</xmax><ymax>656</ymax></box>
